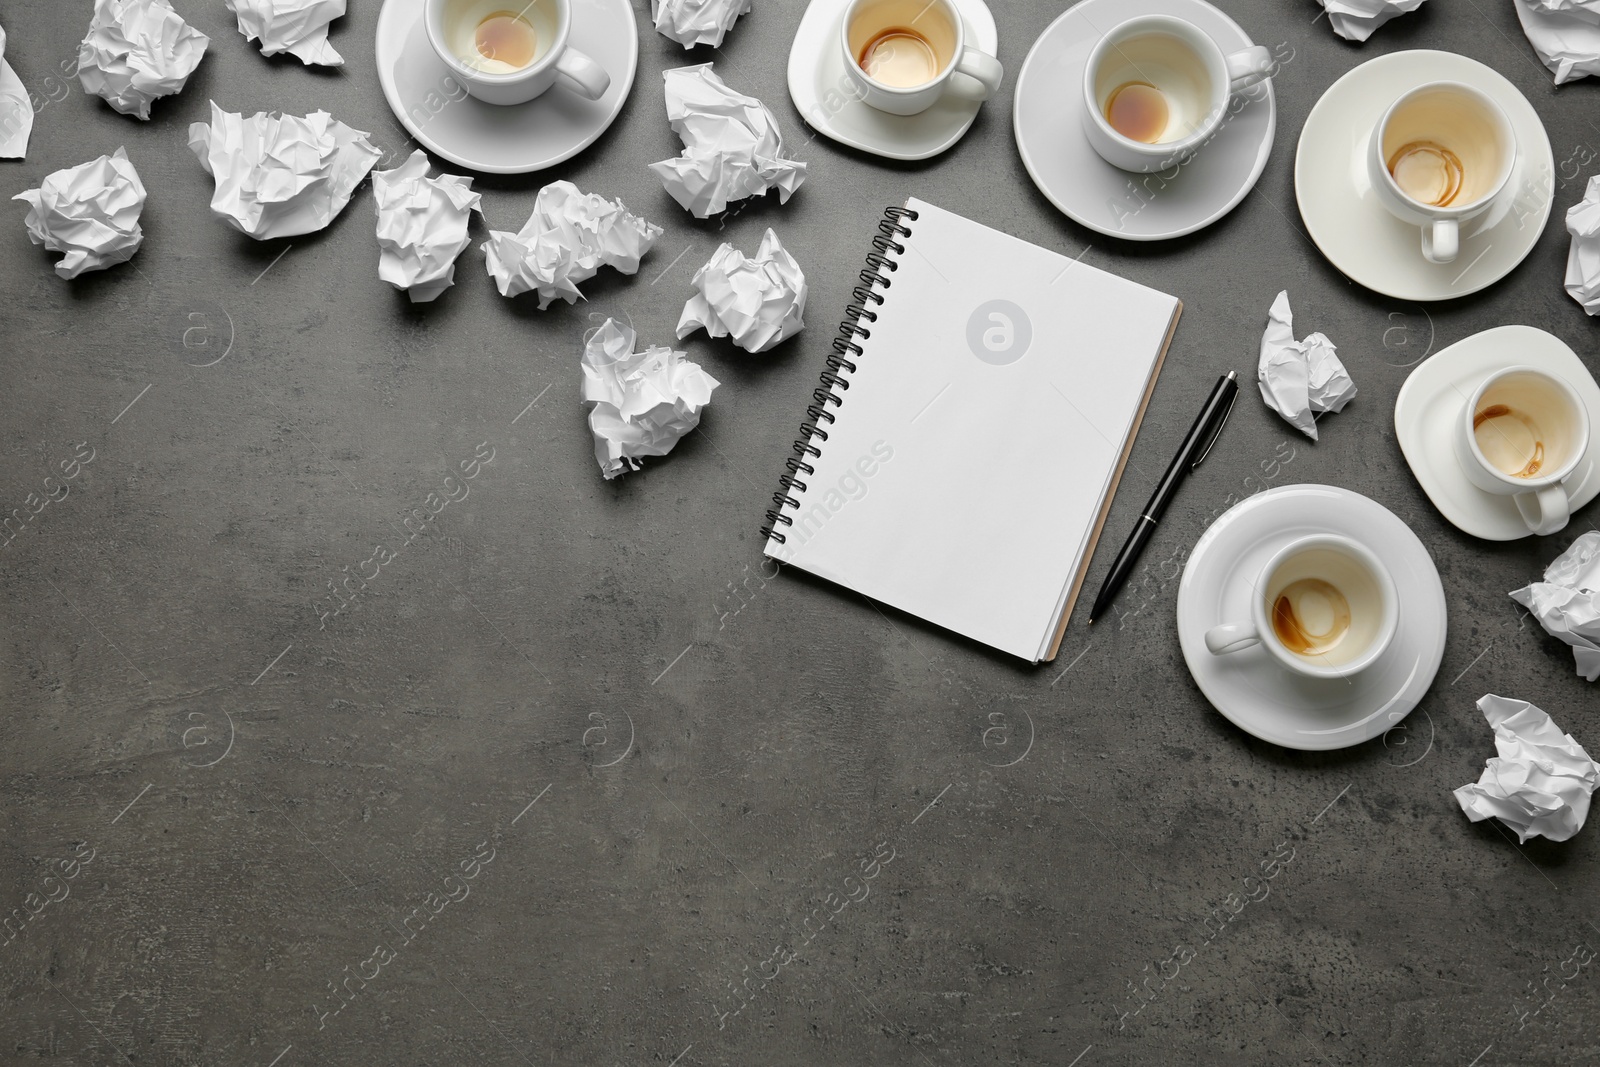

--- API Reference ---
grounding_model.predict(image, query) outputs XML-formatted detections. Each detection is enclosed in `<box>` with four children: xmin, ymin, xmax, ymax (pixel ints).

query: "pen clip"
<box><xmin>1190</xmin><ymin>386</ymin><xmax>1238</xmax><ymax>471</ymax></box>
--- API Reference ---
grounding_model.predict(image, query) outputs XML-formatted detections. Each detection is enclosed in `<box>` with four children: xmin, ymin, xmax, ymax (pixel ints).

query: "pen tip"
<box><xmin>1226</xmin><ymin>370</ymin><xmax>1238</xmax><ymax>381</ymax></box>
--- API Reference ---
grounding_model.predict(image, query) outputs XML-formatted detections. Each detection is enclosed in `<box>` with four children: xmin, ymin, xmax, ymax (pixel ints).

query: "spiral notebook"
<box><xmin>761</xmin><ymin>199</ymin><xmax>1182</xmax><ymax>663</ymax></box>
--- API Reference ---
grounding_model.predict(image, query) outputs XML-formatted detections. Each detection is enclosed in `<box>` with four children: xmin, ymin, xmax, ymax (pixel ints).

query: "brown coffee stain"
<box><xmin>1474</xmin><ymin>405</ymin><xmax>1546</xmax><ymax>477</ymax></box>
<box><xmin>475</xmin><ymin>11</ymin><xmax>538</xmax><ymax>67</ymax></box>
<box><xmin>1388</xmin><ymin>140</ymin><xmax>1465</xmax><ymax>207</ymax></box>
<box><xmin>1473</xmin><ymin>404</ymin><xmax>1510</xmax><ymax>430</ymax></box>
<box><xmin>1272</xmin><ymin>595</ymin><xmax>1315</xmax><ymax>654</ymax></box>
<box><xmin>1105</xmin><ymin>81</ymin><xmax>1168</xmax><ymax>144</ymax></box>
<box><xmin>1517</xmin><ymin>444</ymin><xmax>1544</xmax><ymax>478</ymax></box>
<box><xmin>1271</xmin><ymin>578</ymin><xmax>1352</xmax><ymax>658</ymax></box>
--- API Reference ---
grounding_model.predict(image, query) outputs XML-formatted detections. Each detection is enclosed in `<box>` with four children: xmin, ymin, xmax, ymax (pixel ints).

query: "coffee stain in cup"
<box><xmin>475</xmin><ymin>10</ymin><xmax>538</xmax><ymax>68</ymax></box>
<box><xmin>1271</xmin><ymin>578</ymin><xmax>1352</xmax><ymax>657</ymax></box>
<box><xmin>859</xmin><ymin>28</ymin><xmax>939</xmax><ymax>87</ymax></box>
<box><xmin>1474</xmin><ymin>404</ymin><xmax>1545</xmax><ymax>478</ymax></box>
<box><xmin>1105</xmin><ymin>81</ymin><xmax>1168</xmax><ymax>144</ymax></box>
<box><xmin>1388</xmin><ymin>140</ymin><xmax>1464</xmax><ymax>207</ymax></box>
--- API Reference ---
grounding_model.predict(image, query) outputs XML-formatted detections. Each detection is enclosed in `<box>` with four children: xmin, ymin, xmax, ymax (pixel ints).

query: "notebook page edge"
<box><xmin>1038</xmin><ymin>298</ymin><xmax>1184</xmax><ymax>662</ymax></box>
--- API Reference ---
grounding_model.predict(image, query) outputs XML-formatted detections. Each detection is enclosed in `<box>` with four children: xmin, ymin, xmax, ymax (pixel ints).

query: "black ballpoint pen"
<box><xmin>1088</xmin><ymin>370</ymin><xmax>1240</xmax><ymax>624</ymax></box>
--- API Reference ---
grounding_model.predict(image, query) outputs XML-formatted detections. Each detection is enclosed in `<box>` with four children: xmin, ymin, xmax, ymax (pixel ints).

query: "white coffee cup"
<box><xmin>839</xmin><ymin>0</ymin><xmax>1003</xmax><ymax>117</ymax></box>
<box><xmin>1081</xmin><ymin>15</ymin><xmax>1271</xmax><ymax>174</ymax></box>
<box><xmin>1205</xmin><ymin>534</ymin><xmax>1398</xmax><ymax>681</ymax></box>
<box><xmin>1452</xmin><ymin>366</ymin><xmax>1591</xmax><ymax>536</ymax></box>
<box><xmin>425</xmin><ymin>0</ymin><xmax>609</xmax><ymax>106</ymax></box>
<box><xmin>1367</xmin><ymin>81</ymin><xmax>1515</xmax><ymax>265</ymax></box>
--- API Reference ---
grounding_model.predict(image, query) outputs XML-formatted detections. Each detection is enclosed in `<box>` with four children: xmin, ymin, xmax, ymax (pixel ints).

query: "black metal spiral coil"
<box><xmin>761</xmin><ymin>206</ymin><xmax>918</xmax><ymax>544</ymax></box>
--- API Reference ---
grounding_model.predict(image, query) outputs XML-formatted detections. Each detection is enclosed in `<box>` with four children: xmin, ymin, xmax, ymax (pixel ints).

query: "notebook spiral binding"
<box><xmin>761</xmin><ymin>205</ymin><xmax>919</xmax><ymax>544</ymax></box>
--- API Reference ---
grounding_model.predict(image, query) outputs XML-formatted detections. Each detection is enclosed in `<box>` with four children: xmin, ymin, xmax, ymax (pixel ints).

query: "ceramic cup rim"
<box><xmin>1373</xmin><ymin>79</ymin><xmax>1516</xmax><ymax>218</ymax></box>
<box><xmin>839</xmin><ymin>0</ymin><xmax>964</xmax><ymax>97</ymax></box>
<box><xmin>1081</xmin><ymin>14</ymin><xmax>1230</xmax><ymax>157</ymax></box>
<box><xmin>424</xmin><ymin>0</ymin><xmax>571</xmax><ymax>85</ymax></box>
<box><xmin>1249</xmin><ymin>533</ymin><xmax>1399</xmax><ymax>680</ymax></box>
<box><xmin>1462</xmin><ymin>364</ymin><xmax>1590</xmax><ymax>489</ymax></box>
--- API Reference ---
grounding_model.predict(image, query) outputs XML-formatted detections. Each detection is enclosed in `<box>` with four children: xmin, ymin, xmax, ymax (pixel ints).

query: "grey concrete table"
<box><xmin>2</xmin><ymin>1</ymin><xmax>1597</xmax><ymax>1064</ymax></box>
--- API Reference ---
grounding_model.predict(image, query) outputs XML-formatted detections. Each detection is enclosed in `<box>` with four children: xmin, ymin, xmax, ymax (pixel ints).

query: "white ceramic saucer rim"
<box><xmin>1011</xmin><ymin>0</ymin><xmax>1275</xmax><ymax>241</ymax></box>
<box><xmin>375</xmin><ymin>0</ymin><xmax>638</xmax><ymax>175</ymax></box>
<box><xmin>1293</xmin><ymin>49</ymin><xmax>1554</xmax><ymax>301</ymax></box>
<box><xmin>1393</xmin><ymin>325</ymin><xmax>1600</xmax><ymax>541</ymax></box>
<box><xmin>1176</xmin><ymin>485</ymin><xmax>1447</xmax><ymax>751</ymax></box>
<box><xmin>785</xmin><ymin>0</ymin><xmax>996</xmax><ymax>162</ymax></box>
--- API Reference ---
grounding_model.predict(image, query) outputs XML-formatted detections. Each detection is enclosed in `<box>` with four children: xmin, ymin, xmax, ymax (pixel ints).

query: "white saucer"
<box><xmin>1176</xmin><ymin>485</ymin><xmax>1447</xmax><ymax>752</ymax></box>
<box><xmin>375</xmin><ymin>0</ymin><xmax>638</xmax><ymax>175</ymax></box>
<box><xmin>1295</xmin><ymin>50</ymin><xmax>1554</xmax><ymax>301</ymax></box>
<box><xmin>786</xmin><ymin>0</ymin><xmax>997</xmax><ymax>161</ymax></box>
<box><xmin>1012</xmin><ymin>0</ymin><xmax>1275</xmax><ymax>241</ymax></box>
<box><xmin>1394</xmin><ymin>326</ymin><xmax>1600</xmax><ymax>541</ymax></box>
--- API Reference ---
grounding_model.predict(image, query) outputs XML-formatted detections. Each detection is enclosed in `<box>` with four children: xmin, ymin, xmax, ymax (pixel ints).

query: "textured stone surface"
<box><xmin>1</xmin><ymin>1</ymin><xmax>1597</xmax><ymax>1065</ymax></box>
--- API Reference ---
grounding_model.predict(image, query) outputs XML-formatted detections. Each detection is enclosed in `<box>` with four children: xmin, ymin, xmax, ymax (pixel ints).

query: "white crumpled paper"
<box><xmin>1316</xmin><ymin>0</ymin><xmax>1430</xmax><ymax>42</ymax></box>
<box><xmin>1257</xmin><ymin>290</ymin><xmax>1357</xmax><ymax>440</ymax></box>
<box><xmin>225</xmin><ymin>0</ymin><xmax>345</xmax><ymax>66</ymax></box>
<box><xmin>373</xmin><ymin>150</ymin><xmax>481</xmax><ymax>303</ymax></box>
<box><xmin>581</xmin><ymin>319</ymin><xmax>720</xmax><ymax>479</ymax></box>
<box><xmin>1454</xmin><ymin>694</ymin><xmax>1600</xmax><ymax>842</ymax></box>
<box><xmin>1513</xmin><ymin>0</ymin><xmax>1600</xmax><ymax>84</ymax></box>
<box><xmin>1511</xmin><ymin>531</ymin><xmax>1600</xmax><ymax>681</ymax></box>
<box><xmin>188</xmin><ymin>101</ymin><xmax>380</xmax><ymax>240</ymax></box>
<box><xmin>650</xmin><ymin>64</ymin><xmax>807</xmax><ymax>219</ymax></box>
<box><xmin>14</xmin><ymin>147</ymin><xmax>146</xmax><ymax>279</ymax></box>
<box><xmin>652</xmin><ymin>0</ymin><xmax>751</xmax><ymax>49</ymax></box>
<box><xmin>1565</xmin><ymin>174</ymin><xmax>1600</xmax><ymax>315</ymax></box>
<box><xmin>77</xmin><ymin>0</ymin><xmax>209</xmax><ymax>120</ymax></box>
<box><xmin>0</xmin><ymin>23</ymin><xmax>32</xmax><ymax>158</ymax></box>
<box><xmin>483</xmin><ymin>181</ymin><xmax>662</xmax><ymax>309</ymax></box>
<box><xmin>677</xmin><ymin>228</ymin><xmax>806</xmax><ymax>353</ymax></box>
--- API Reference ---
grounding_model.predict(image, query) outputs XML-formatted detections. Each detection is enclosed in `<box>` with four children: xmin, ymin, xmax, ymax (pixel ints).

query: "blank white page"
<box><xmin>765</xmin><ymin>199</ymin><xmax>1180</xmax><ymax>662</ymax></box>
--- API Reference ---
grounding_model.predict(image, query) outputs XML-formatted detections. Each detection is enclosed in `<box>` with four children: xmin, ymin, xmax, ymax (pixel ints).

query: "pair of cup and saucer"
<box><xmin>1175</xmin><ymin>485</ymin><xmax>1447</xmax><ymax>752</ymax></box>
<box><xmin>375</xmin><ymin>0</ymin><xmax>638</xmax><ymax>174</ymax></box>
<box><xmin>1396</xmin><ymin>326</ymin><xmax>1600</xmax><ymax>540</ymax></box>
<box><xmin>1295</xmin><ymin>50</ymin><xmax>1555</xmax><ymax>300</ymax></box>
<box><xmin>1011</xmin><ymin>0</ymin><xmax>1279</xmax><ymax>241</ymax></box>
<box><xmin>788</xmin><ymin>0</ymin><xmax>1004</xmax><ymax>161</ymax></box>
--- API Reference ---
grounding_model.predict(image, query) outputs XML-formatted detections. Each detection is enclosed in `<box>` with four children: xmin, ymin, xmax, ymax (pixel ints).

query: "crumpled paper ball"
<box><xmin>677</xmin><ymin>228</ymin><xmax>806</xmax><ymax>353</ymax></box>
<box><xmin>1317</xmin><ymin>0</ymin><xmax>1430</xmax><ymax>42</ymax></box>
<box><xmin>1257</xmin><ymin>290</ymin><xmax>1356</xmax><ymax>440</ymax></box>
<box><xmin>0</xmin><ymin>22</ymin><xmax>32</xmax><ymax>158</ymax></box>
<box><xmin>225</xmin><ymin>0</ymin><xmax>345</xmax><ymax>66</ymax></box>
<box><xmin>188</xmin><ymin>101</ymin><xmax>381</xmax><ymax>240</ymax></box>
<box><xmin>13</xmin><ymin>147</ymin><xmax>146</xmax><ymax>279</ymax></box>
<box><xmin>373</xmin><ymin>150</ymin><xmax>481</xmax><ymax>303</ymax></box>
<box><xmin>483</xmin><ymin>181</ymin><xmax>662</xmax><ymax>309</ymax></box>
<box><xmin>581</xmin><ymin>319</ymin><xmax>720</xmax><ymax>480</ymax></box>
<box><xmin>77</xmin><ymin>0</ymin><xmax>209</xmax><ymax>120</ymax></box>
<box><xmin>1511</xmin><ymin>531</ymin><xmax>1600</xmax><ymax>681</ymax></box>
<box><xmin>652</xmin><ymin>0</ymin><xmax>751</xmax><ymax>49</ymax></box>
<box><xmin>650</xmin><ymin>64</ymin><xmax>807</xmax><ymax>219</ymax></box>
<box><xmin>1454</xmin><ymin>694</ymin><xmax>1600</xmax><ymax>843</ymax></box>
<box><xmin>1513</xmin><ymin>0</ymin><xmax>1600</xmax><ymax>84</ymax></box>
<box><xmin>1565</xmin><ymin>174</ymin><xmax>1600</xmax><ymax>315</ymax></box>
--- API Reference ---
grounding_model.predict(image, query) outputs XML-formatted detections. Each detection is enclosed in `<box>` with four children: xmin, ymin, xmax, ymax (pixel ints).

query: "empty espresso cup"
<box><xmin>1205</xmin><ymin>535</ymin><xmax>1399</xmax><ymax>680</ymax></box>
<box><xmin>1081</xmin><ymin>15</ymin><xmax>1272</xmax><ymax>174</ymax></box>
<box><xmin>425</xmin><ymin>0</ymin><xmax>609</xmax><ymax>106</ymax></box>
<box><xmin>1452</xmin><ymin>366</ymin><xmax>1591</xmax><ymax>536</ymax></box>
<box><xmin>839</xmin><ymin>0</ymin><xmax>1003</xmax><ymax>117</ymax></box>
<box><xmin>1367</xmin><ymin>81</ymin><xmax>1515</xmax><ymax>264</ymax></box>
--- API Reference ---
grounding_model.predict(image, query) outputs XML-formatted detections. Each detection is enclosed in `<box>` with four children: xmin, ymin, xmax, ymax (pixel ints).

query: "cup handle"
<box><xmin>1515</xmin><ymin>484</ymin><xmax>1571</xmax><ymax>536</ymax></box>
<box><xmin>1205</xmin><ymin>623</ymin><xmax>1261</xmax><ymax>655</ymax></box>
<box><xmin>555</xmin><ymin>47</ymin><xmax>609</xmax><ymax>101</ymax></box>
<box><xmin>1422</xmin><ymin>219</ymin><xmax>1458</xmax><ymax>264</ymax></box>
<box><xmin>951</xmin><ymin>47</ymin><xmax>1003</xmax><ymax>101</ymax></box>
<box><xmin>1223</xmin><ymin>45</ymin><xmax>1272</xmax><ymax>94</ymax></box>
